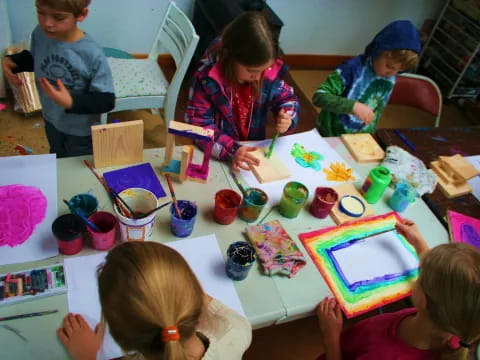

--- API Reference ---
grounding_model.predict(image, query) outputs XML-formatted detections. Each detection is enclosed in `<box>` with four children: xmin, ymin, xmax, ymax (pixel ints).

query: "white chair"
<box><xmin>101</xmin><ymin>2</ymin><xmax>199</xmax><ymax>127</ymax></box>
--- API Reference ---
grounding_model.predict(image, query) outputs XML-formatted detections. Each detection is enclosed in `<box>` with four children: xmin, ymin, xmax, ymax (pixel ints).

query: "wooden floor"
<box><xmin>0</xmin><ymin>69</ymin><xmax>477</xmax><ymax>360</ymax></box>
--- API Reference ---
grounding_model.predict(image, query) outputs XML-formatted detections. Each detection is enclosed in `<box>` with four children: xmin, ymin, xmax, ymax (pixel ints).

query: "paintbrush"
<box><xmin>135</xmin><ymin>201</ymin><xmax>172</xmax><ymax>219</ymax></box>
<box><xmin>229</xmin><ymin>171</ymin><xmax>247</xmax><ymax>197</ymax></box>
<box><xmin>265</xmin><ymin>132</ymin><xmax>279</xmax><ymax>159</ymax></box>
<box><xmin>83</xmin><ymin>160</ymin><xmax>132</xmax><ymax>218</ymax></box>
<box><xmin>108</xmin><ymin>187</ymin><xmax>137</xmax><ymax>219</ymax></box>
<box><xmin>350</xmin><ymin>227</ymin><xmax>397</xmax><ymax>242</ymax></box>
<box><xmin>63</xmin><ymin>199</ymin><xmax>101</xmax><ymax>232</ymax></box>
<box><xmin>164</xmin><ymin>174</ymin><xmax>182</xmax><ymax>219</ymax></box>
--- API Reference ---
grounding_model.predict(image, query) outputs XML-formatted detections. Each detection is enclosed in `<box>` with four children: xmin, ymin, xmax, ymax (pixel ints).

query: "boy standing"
<box><xmin>2</xmin><ymin>0</ymin><xmax>114</xmax><ymax>157</ymax></box>
<box><xmin>313</xmin><ymin>20</ymin><xmax>421</xmax><ymax>136</ymax></box>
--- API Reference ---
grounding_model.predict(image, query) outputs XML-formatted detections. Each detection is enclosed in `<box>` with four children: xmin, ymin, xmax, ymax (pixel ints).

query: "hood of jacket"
<box><xmin>364</xmin><ymin>20</ymin><xmax>421</xmax><ymax>61</ymax></box>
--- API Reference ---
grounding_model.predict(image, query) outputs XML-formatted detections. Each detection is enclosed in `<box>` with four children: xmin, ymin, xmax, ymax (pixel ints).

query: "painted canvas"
<box><xmin>448</xmin><ymin>210</ymin><xmax>480</xmax><ymax>249</ymax></box>
<box><xmin>103</xmin><ymin>162</ymin><xmax>166</xmax><ymax>199</ymax></box>
<box><xmin>0</xmin><ymin>154</ymin><xmax>59</xmax><ymax>264</ymax></box>
<box><xmin>299</xmin><ymin>213</ymin><xmax>419</xmax><ymax>318</ymax></box>
<box><xmin>240</xmin><ymin>129</ymin><xmax>358</xmax><ymax>204</ymax></box>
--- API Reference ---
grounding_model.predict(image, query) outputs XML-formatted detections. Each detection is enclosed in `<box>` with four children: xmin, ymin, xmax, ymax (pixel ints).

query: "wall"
<box><xmin>0</xmin><ymin>0</ymin><xmax>12</xmax><ymax>97</ymax></box>
<box><xmin>268</xmin><ymin>0</ymin><xmax>443</xmax><ymax>55</ymax></box>
<box><xmin>6</xmin><ymin>0</ymin><xmax>193</xmax><ymax>54</ymax></box>
<box><xmin>6</xmin><ymin>0</ymin><xmax>442</xmax><ymax>55</ymax></box>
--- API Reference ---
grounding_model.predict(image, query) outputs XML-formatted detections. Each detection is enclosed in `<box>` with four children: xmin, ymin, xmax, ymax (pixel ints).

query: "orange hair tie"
<box><xmin>161</xmin><ymin>326</ymin><xmax>180</xmax><ymax>342</ymax></box>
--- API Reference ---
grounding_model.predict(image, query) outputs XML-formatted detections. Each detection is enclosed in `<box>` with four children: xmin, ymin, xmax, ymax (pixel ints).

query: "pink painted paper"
<box><xmin>448</xmin><ymin>210</ymin><xmax>480</xmax><ymax>249</ymax></box>
<box><xmin>0</xmin><ymin>184</ymin><xmax>47</xmax><ymax>247</ymax></box>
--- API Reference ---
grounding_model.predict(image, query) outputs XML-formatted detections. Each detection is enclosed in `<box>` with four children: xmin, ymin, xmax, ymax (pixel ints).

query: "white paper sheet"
<box><xmin>0</xmin><ymin>154</ymin><xmax>58</xmax><ymax>264</ymax></box>
<box><xmin>240</xmin><ymin>129</ymin><xmax>358</xmax><ymax>204</ymax></box>
<box><xmin>466</xmin><ymin>155</ymin><xmax>480</xmax><ymax>201</ymax></box>
<box><xmin>64</xmin><ymin>234</ymin><xmax>245</xmax><ymax>360</ymax></box>
<box><xmin>331</xmin><ymin>231</ymin><xmax>419</xmax><ymax>286</ymax></box>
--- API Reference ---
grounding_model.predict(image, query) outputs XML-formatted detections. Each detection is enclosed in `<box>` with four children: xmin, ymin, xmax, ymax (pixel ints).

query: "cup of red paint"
<box><xmin>309</xmin><ymin>187</ymin><xmax>339</xmax><ymax>219</ymax></box>
<box><xmin>214</xmin><ymin>189</ymin><xmax>242</xmax><ymax>225</ymax></box>
<box><xmin>87</xmin><ymin>211</ymin><xmax>118</xmax><ymax>251</ymax></box>
<box><xmin>52</xmin><ymin>214</ymin><xmax>85</xmax><ymax>255</ymax></box>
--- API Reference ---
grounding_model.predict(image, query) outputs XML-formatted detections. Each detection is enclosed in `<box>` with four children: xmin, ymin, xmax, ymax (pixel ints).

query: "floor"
<box><xmin>0</xmin><ymin>69</ymin><xmax>477</xmax><ymax>359</ymax></box>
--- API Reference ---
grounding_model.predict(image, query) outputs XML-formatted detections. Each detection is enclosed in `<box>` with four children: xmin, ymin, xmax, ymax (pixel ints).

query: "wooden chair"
<box><xmin>101</xmin><ymin>2</ymin><xmax>199</xmax><ymax>127</ymax></box>
<box><xmin>388</xmin><ymin>73</ymin><xmax>442</xmax><ymax>127</ymax></box>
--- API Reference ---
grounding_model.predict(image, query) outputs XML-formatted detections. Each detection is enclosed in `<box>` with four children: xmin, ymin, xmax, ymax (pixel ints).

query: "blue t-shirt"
<box><xmin>32</xmin><ymin>26</ymin><xmax>114</xmax><ymax>136</ymax></box>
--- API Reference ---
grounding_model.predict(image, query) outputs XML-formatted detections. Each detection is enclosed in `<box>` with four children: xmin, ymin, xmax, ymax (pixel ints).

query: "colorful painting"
<box><xmin>448</xmin><ymin>210</ymin><xmax>480</xmax><ymax>249</ymax></box>
<box><xmin>323</xmin><ymin>162</ymin><xmax>356</xmax><ymax>182</ymax></box>
<box><xmin>0</xmin><ymin>185</ymin><xmax>47</xmax><ymax>247</ymax></box>
<box><xmin>290</xmin><ymin>143</ymin><xmax>323</xmax><ymax>170</ymax></box>
<box><xmin>299</xmin><ymin>213</ymin><xmax>419</xmax><ymax>318</ymax></box>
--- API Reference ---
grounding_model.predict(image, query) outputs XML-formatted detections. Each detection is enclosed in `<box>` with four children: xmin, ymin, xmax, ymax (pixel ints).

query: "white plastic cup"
<box><xmin>113</xmin><ymin>188</ymin><xmax>158</xmax><ymax>242</ymax></box>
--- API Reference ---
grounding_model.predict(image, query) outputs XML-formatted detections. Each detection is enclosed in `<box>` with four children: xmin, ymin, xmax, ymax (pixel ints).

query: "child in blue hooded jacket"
<box><xmin>313</xmin><ymin>20</ymin><xmax>421</xmax><ymax>136</ymax></box>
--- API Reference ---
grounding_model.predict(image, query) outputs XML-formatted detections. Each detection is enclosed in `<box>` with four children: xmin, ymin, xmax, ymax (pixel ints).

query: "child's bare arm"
<box><xmin>317</xmin><ymin>297</ymin><xmax>343</xmax><ymax>360</ymax></box>
<box><xmin>396</xmin><ymin>219</ymin><xmax>429</xmax><ymax>256</ymax></box>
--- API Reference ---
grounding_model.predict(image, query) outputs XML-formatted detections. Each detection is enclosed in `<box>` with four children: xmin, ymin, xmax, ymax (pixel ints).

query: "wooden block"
<box><xmin>179</xmin><ymin>145</ymin><xmax>194</xmax><ymax>182</ymax></box>
<box><xmin>92</xmin><ymin>120</ymin><xmax>143</xmax><ymax>168</ymax></box>
<box><xmin>439</xmin><ymin>154</ymin><xmax>479</xmax><ymax>181</ymax></box>
<box><xmin>249</xmin><ymin>148</ymin><xmax>290</xmax><ymax>184</ymax></box>
<box><xmin>430</xmin><ymin>161</ymin><xmax>463</xmax><ymax>185</ymax></box>
<box><xmin>436</xmin><ymin>173</ymin><xmax>472</xmax><ymax>198</ymax></box>
<box><xmin>168</xmin><ymin>121</ymin><xmax>214</xmax><ymax>141</ymax></box>
<box><xmin>340</xmin><ymin>133</ymin><xmax>385</xmax><ymax>163</ymax></box>
<box><xmin>330</xmin><ymin>183</ymin><xmax>375</xmax><ymax>224</ymax></box>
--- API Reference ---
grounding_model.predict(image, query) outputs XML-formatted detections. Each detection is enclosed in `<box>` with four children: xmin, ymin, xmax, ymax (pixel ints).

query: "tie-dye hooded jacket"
<box><xmin>313</xmin><ymin>20</ymin><xmax>421</xmax><ymax>136</ymax></box>
<box><xmin>185</xmin><ymin>40</ymin><xmax>299</xmax><ymax>161</ymax></box>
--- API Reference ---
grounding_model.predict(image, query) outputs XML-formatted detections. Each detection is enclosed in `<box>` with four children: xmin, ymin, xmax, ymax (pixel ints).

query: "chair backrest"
<box><xmin>148</xmin><ymin>2</ymin><xmax>199</xmax><ymax>125</ymax></box>
<box><xmin>388</xmin><ymin>73</ymin><xmax>442</xmax><ymax>127</ymax></box>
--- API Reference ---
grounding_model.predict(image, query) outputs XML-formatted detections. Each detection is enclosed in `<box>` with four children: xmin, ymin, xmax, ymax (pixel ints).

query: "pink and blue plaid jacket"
<box><xmin>185</xmin><ymin>41</ymin><xmax>299</xmax><ymax>161</ymax></box>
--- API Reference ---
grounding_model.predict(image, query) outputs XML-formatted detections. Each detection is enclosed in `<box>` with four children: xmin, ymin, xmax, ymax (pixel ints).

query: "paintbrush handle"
<box><xmin>165</xmin><ymin>174</ymin><xmax>182</xmax><ymax>219</ymax></box>
<box><xmin>265</xmin><ymin>132</ymin><xmax>279</xmax><ymax>159</ymax></box>
<box><xmin>230</xmin><ymin>171</ymin><xmax>247</xmax><ymax>196</ymax></box>
<box><xmin>109</xmin><ymin>188</ymin><xmax>136</xmax><ymax>218</ymax></box>
<box><xmin>0</xmin><ymin>309</ymin><xmax>58</xmax><ymax>322</ymax></box>
<box><xmin>63</xmin><ymin>200</ymin><xmax>101</xmax><ymax>232</ymax></box>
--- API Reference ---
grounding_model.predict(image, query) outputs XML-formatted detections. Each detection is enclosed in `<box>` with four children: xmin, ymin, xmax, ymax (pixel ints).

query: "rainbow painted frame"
<box><xmin>299</xmin><ymin>212</ymin><xmax>419</xmax><ymax>318</ymax></box>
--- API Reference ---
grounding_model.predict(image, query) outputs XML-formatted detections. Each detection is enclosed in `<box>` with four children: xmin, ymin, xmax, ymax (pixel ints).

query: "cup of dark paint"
<box><xmin>225</xmin><ymin>241</ymin><xmax>256</xmax><ymax>281</ymax></box>
<box><xmin>214</xmin><ymin>189</ymin><xmax>242</xmax><ymax>225</ymax></box>
<box><xmin>52</xmin><ymin>214</ymin><xmax>85</xmax><ymax>255</ymax></box>
<box><xmin>170</xmin><ymin>200</ymin><xmax>198</xmax><ymax>237</ymax></box>
<box><xmin>87</xmin><ymin>211</ymin><xmax>118</xmax><ymax>251</ymax></box>
<box><xmin>310</xmin><ymin>187</ymin><xmax>338</xmax><ymax>219</ymax></box>
<box><xmin>69</xmin><ymin>193</ymin><xmax>98</xmax><ymax>217</ymax></box>
<box><xmin>238</xmin><ymin>188</ymin><xmax>268</xmax><ymax>223</ymax></box>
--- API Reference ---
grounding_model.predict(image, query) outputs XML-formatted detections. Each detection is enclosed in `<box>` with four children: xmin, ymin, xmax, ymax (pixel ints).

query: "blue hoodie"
<box><xmin>313</xmin><ymin>20</ymin><xmax>421</xmax><ymax>136</ymax></box>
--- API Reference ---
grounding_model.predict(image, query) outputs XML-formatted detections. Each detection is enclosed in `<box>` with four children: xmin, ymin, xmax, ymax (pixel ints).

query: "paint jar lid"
<box><xmin>338</xmin><ymin>195</ymin><xmax>366</xmax><ymax>217</ymax></box>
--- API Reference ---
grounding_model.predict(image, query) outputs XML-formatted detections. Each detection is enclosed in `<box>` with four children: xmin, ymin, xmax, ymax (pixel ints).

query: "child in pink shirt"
<box><xmin>317</xmin><ymin>219</ymin><xmax>480</xmax><ymax>360</ymax></box>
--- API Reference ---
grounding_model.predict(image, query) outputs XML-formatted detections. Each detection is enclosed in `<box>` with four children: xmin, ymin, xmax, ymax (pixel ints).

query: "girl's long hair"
<box><xmin>98</xmin><ymin>242</ymin><xmax>204</xmax><ymax>360</ymax></box>
<box><xmin>419</xmin><ymin>243</ymin><xmax>480</xmax><ymax>360</ymax></box>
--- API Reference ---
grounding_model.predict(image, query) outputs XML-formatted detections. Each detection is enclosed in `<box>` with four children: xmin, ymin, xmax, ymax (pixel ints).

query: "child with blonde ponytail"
<box><xmin>57</xmin><ymin>242</ymin><xmax>252</xmax><ymax>360</ymax></box>
<box><xmin>316</xmin><ymin>219</ymin><xmax>480</xmax><ymax>360</ymax></box>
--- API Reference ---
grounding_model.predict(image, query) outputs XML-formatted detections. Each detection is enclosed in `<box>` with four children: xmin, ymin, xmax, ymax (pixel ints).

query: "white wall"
<box><xmin>6</xmin><ymin>0</ymin><xmax>441</xmax><ymax>55</ymax></box>
<box><xmin>268</xmin><ymin>0</ymin><xmax>443</xmax><ymax>55</ymax></box>
<box><xmin>7</xmin><ymin>0</ymin><xmax>193</xmax><ymax>53</ymax></box>
<box><xmin>0</xmin><ymin>0</ymin><xmax>12</xmax><ymax>97</ymax></box>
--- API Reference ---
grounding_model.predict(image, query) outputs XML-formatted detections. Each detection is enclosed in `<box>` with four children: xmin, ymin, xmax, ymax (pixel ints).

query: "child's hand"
<box><xmin>39</xmin><ymin>77</ymin><xmax>73</xmax><ymax>109</ymax></box>
<box><xmin>233</xmin><ymin>146</ymin><xmax>259</xmax><ymax>171</ymax></box>
<box><xmin>275</xmin><ymin>108</ymin><xmax>292</xmax><ymax>134</ymax></box>
<box><xmin>317</xmin><ymin>297</ymin><xmax>343</xmax><ymax>345</ymax></box>
<box><xmin>396</xmin><ymin>218</ymin><xmax>429</xmax><ymax>256</ymax></box>
<box><xmin>353</xmin><ymin>102</ymin><xmax>374</xmax><ymax>125</ymax></box>
<box><xmin>57</xmin><ymin>313</ymin><xmax>104</xmax><ymax>360</ymax></box>
<box><xmin>2</xmin><ymin>57</ymin><xmax>22</xmax><ymax>87</ymax></box>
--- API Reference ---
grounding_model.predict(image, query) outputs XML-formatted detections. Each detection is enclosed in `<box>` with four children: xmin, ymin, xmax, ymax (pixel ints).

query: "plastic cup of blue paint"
<box><xmin>388</xmin><ymin>181</ymin><xmax>418</xmax><ymax>213</ymax></box>
<box><xmin>69</xmin><ymin>193</ymin><xmax>98</xmax><ymax>217</ymax></box>
<box><xmin>170</xmin><ymin>200</ymin><xmax>197</xmax><ymax>238</ymax></box>
<box><xmin>225</xmin><ymin>241</ymin><xmax>256</xmax><ymax>281</ymax></box>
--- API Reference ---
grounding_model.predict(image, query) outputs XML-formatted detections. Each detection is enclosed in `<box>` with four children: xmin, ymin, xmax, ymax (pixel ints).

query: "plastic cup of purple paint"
<box><xmin>170</xmin><ymin>200</ymin><xmax>197</xmax><ymax>238</ymax></box>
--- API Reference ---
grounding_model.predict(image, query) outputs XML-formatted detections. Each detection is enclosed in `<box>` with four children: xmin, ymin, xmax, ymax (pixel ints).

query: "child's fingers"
<box><xmin>76</xmin><ymin>314</ymin><xmax>89</xmax><ymax>328</ymax></box>
<box><xmin>95</xmin><ymin>321</ymin><xmax>105</xmax><ymax>339</ymax></box>
<box><xmin>57</xmin><ymin>327</ymin><xmax>70</xmax><ymax>344</ymax></box>
<box><xmin>56</xmin><ymin>78</ymin><xmax>67</xmax><ymax>92</ymax></box>
<box><xmin>69</xmin><ymin>313</ymin><xmax>81</xmax><ymax>330</ymax></box>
